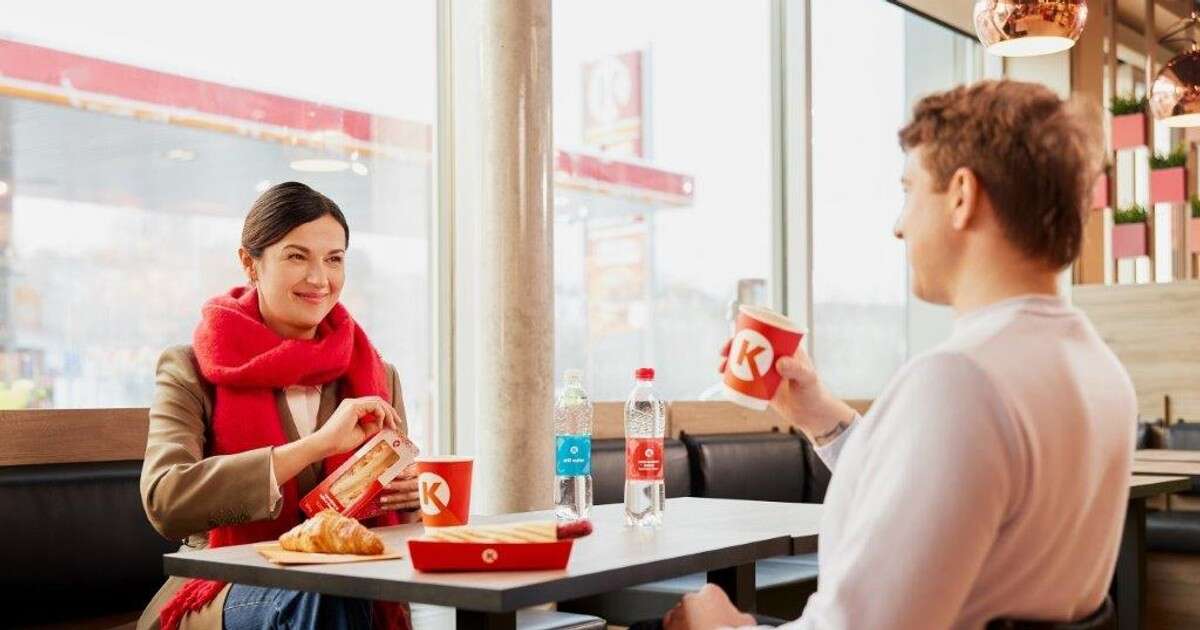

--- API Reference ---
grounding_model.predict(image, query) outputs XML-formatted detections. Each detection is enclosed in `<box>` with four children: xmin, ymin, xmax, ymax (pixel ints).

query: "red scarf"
<box><xmin>160</xmin><ymin>286</ymin><xmax>410</xmax><ymax>630</ymax></box>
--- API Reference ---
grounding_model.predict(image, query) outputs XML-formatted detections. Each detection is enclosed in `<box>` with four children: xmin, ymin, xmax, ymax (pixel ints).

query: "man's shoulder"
<box><xmin>879</xmin><ymin>350</ymin><xmax>1003</xmax><ymax>422</ymax></box>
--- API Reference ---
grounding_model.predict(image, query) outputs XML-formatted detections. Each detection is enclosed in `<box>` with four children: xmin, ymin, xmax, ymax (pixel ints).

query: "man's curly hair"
<box><xmin>898</xmin><ymin>80</ymin><xmax>1103</xmax><ymax>269</ymax></box>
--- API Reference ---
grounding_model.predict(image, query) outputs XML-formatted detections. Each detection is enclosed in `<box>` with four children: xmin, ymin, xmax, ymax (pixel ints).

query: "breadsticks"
<box><xmin>420</xmin><ymin>520</ymin><xmax>593</xmax><ymax>544</ymax></box>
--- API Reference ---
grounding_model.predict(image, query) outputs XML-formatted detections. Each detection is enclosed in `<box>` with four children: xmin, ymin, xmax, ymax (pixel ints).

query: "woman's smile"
<box><xmin>293</xmin><ymin>290</ymin><xmax>329</xmax><ymax>306</ymax></box>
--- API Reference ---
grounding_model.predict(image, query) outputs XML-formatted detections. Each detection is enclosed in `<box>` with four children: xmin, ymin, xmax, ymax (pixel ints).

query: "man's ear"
<box><xmin>947</xmin><ymin>166</ymin><xmax>979</xmax><ymax>231</ymax></box>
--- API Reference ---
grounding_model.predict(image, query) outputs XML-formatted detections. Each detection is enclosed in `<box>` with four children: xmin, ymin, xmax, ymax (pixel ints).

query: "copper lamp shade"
<box><xmin>1151</xmin><ymin>50</ymin><xmax>1200</xmax><ymax>127</ymax></box>
<box><xmin>974</xmin><ymin>1</ymin><xmax>1088</xmax><ymax>57</ymax></box>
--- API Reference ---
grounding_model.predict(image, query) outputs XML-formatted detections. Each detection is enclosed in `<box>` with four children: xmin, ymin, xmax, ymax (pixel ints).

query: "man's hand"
<box><xmin>720</xmin><ymin>340</ymin><xmax>855</xmax><ymax>445</ymax></box>
<box><xmin>663</xmin><ymin>584</ymin><xmax>756</xmax><ymax>630</ymax></box>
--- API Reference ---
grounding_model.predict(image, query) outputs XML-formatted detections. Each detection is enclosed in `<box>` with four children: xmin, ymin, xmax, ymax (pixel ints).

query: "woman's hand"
<box><xmin>272</xmin><ymin>396</ymin><xmax>402</xmax><ymax>491</ymax></box>
<box><xmin>379</xmin><ymin>463</ymin><xmax>420</xmax><ymax>511</ymax></box>
<box><xmin>308</xmin><ymin>396</ymin><xmax>401</xmax><ymax>459</ymax></box>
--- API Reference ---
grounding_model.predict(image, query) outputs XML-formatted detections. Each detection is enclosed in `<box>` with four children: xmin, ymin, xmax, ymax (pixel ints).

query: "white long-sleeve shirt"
<box><xmin>752</xmin><ymin>295</ymin><xmax>1135</xmax><ymax>629</ymax></box>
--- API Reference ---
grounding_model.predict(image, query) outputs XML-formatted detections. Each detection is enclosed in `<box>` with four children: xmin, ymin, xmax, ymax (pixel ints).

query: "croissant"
<box><xmin>279</xmin><ymin>509</ymin><xmax>385</xmax><ymax>555</ymax></box>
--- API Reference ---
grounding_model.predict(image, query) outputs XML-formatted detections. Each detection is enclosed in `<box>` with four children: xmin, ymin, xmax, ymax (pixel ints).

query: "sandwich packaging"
<box><xmin>300</xmin><ymin>430</ymin><xmax>419</xmax><ymax>520</ymax></box>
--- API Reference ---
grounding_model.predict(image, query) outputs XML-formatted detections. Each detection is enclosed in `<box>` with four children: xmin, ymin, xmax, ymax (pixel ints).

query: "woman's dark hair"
<box><xmin>241</xmin><ymin>181</ymin><xmax>350</xmax><ymax>257</ymax></box>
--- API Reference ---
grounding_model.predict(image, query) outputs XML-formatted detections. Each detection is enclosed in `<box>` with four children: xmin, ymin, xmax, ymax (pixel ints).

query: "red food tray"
<box><xmin>407</xmin><ymin>539</ymin><xmax>574</xmax><ymax>572</ymax></box>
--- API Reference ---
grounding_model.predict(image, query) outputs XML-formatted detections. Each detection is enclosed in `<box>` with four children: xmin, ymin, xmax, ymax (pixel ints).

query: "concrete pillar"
<box><xmin>475</xmin><ymin>0</ymin><xmax>555</xmax><ymax>514</ymax></box>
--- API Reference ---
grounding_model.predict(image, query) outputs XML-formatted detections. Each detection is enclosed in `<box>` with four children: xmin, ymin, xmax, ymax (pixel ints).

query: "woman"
<box><xmin>137</xmin><ymin>182</ymin><xmax>420</xmax><ymax>630</ymax></box>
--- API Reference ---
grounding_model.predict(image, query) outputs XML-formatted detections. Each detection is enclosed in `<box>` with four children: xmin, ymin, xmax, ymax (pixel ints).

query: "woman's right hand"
<box><xmin>308</xmin><ymin>396</ymin><xmax>401</xmax><ymax>459</ymax></box>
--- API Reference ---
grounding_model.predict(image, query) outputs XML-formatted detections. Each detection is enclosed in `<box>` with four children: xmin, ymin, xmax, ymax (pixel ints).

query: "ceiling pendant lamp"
<box><xmin>1151</xmin><ymin>12</ymin><xmax>1200</xmax><ymax>128</ymax></box>
<box><xmin>973</xmin><ymin>1</ymin><xmax>1088</xmax><ymax>57</ymax></box>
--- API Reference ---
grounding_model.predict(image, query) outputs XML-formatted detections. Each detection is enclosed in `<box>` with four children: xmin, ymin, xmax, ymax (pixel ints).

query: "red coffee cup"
<box><xmin>722</xmin><ymin>305</ymin><xmax>805</xmax><ymax>410</ymax></box>
<box><xmin>415</xmin><ymin>456</ymin><xmax>473</xmax><ymax>527</ymax></box>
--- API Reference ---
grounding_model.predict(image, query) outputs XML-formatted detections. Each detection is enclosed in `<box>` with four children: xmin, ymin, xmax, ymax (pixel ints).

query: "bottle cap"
<box><xmin>635</xmin><ymin>367</ymin><xmax>655</xmax><ymax>381</ymax></box>
<box><xmin>564</xmin><ymin>368</ymin><xmax>583</xmax><ymax>384</ymax></box>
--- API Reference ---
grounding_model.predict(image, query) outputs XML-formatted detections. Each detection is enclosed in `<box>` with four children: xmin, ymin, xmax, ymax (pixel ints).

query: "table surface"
<box><xmin>1127</xmin><ymin>475</ymin><xmax>1192</xmax><ymax>500</ymax></box>
<box><xmin>1134</xmin><ymin>449</ymin><xmax>1200</xmax><ymax>463</ymax></box>
<box><xmin>164</xmin><ymin>498</ymin><xmax>821</xmax><ymax>613</ymax></box>
<box><xmin>1131</xmin><ymin>460</ymin><xmax>1200</xmax><ymax>477</ymax></box>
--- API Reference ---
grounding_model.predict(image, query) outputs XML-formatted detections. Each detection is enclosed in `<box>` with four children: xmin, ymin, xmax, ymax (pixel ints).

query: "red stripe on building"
<box><xmin>555</xmin><ymin>149</ymin><xmax>694</xmax><ymax>200</ymax></box>
<box><xmin>0</xmin><ymin>38</ymin><xmax>382</xmax><ymax>143</ymax></box>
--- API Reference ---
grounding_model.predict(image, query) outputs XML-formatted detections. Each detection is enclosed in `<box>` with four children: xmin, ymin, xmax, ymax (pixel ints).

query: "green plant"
<box><xmin>1191</xmin><ymin>194</ymin><xmax>1200</xmax><ymax>219</ymax></box>
<box><xmin>1113</xmin><ymin>204</ymin><xmax>1149</xmax><ymax>224</ymax></box>
<box><xmin>1150</xmin><ymin>145</ymin><xmax>1188</xmax><ymax>170</ymax></box>
<box><xmin>1110</xmin><ymin>95</ymin><xmax>1148</xmax><ymax>116</ymax></box>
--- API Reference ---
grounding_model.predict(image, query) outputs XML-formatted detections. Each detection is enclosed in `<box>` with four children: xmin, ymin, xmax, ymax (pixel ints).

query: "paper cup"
<box><xmin>722</xmin><ymin>305</ymin><xmax>805</xmax><ymax>410</ymax></box>
<box><xmin>415</xmin><ymin>456</ymin><xmax>473</xmax><ymax>527</ymax></box>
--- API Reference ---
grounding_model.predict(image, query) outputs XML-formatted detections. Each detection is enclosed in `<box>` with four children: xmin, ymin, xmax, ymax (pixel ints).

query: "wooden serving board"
<box><xmin>253</xmin><ymin>543</ymin><xmax>405</xmax><ymax>565</ymax></box>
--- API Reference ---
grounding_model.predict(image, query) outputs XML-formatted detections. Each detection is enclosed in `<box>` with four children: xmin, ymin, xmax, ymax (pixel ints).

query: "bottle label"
<box><xmin>626</xmin><ymin>438</ymin><xmax>664</xmax><ymax>481</ymax></box>
<box><xmin>556</xmin><ymin>435</ymin><xmax>592</xmax><ymax>476</ymax></box>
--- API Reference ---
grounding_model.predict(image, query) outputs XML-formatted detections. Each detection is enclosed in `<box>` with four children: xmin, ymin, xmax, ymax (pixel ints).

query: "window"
<box><xmin>810</xmin><ymin>1</ymin><xmax>990</xmax><ymax>398</ymax></box>
<box><xmin>552</xmin><ymin>0</ymin><xmax>775</xmax><ymax>401</ymax></box>
<box><xmin>0</xmin><ymin>3</ymin><xmax>438</xmax><ymax>447</ymax></box>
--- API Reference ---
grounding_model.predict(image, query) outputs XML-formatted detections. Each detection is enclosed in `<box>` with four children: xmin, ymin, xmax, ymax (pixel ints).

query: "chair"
<box><xmin>986</xmin><ymin>595</ymin><xmax>1114</xmax><ymax>630</ymax></box>
<box><xmin>410</xmin><ymin>606</ymin><xmax>605</xmax><ymax>630</ymax></box>
<box><xmin>516</xmin><ymin>609</ymin><xmax>607</xmax><ymax>630</ymax></box>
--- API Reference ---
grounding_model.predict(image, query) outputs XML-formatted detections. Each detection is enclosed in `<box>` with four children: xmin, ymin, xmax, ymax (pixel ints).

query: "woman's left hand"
<box><xmin>379</xmin><ymin>463</ymin><xmax>420</xmax><ymax>511</ymax></box>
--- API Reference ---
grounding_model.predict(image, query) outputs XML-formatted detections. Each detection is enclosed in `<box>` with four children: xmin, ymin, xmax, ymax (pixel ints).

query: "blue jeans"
<box><xmin>223</xmin><ymin>584</ymin><xmax>372</xmax><ymax>630</ymax></box>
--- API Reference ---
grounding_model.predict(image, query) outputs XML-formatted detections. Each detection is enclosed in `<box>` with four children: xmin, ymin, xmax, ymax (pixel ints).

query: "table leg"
<box><xmin>1112</xmin><ymin>497</ymin><xmax>1146</xmax><ymax>630</ymax></box>
<box><xmin>708</xmin><ymin>562</ymin><xmax>757</xmax><ymax>613</ymax></box>
<box><xmin>456</xmin><ymin>609</ymin><xmax>517</xmax><ymax>630</ymax></box>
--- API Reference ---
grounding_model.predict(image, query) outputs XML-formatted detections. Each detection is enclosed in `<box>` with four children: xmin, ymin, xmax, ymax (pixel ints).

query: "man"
<box><xmin>671</xmin><ymin>80</ymin><xmax>1134</xmax><ymax>628</ymax></box>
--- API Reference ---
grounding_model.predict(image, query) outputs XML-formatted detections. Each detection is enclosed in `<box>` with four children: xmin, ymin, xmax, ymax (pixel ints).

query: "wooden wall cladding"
<box><xmin>1074</xmin><ymin>281</ymin><xmax>1200</xmax><ymax>421</ymax></box>
<box><xmin>0</xmin><ymin>408</ymin><xmax>148</xmax><ymax>466</ymax></box>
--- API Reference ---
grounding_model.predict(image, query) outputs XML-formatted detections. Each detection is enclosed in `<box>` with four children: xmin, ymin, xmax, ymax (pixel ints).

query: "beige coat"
<box><xmin>136</xmin><ymin>345</ymin><xmax>410</xmax><ymax>630</ymax></box>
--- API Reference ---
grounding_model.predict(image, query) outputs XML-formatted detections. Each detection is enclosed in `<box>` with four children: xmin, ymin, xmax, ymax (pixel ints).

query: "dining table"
<box><xmin>1117</xmin><ymin>475</ymin><xmax>1192</xmax><ymax>629</ymax></box>
<box><xmin>162</xmin><ymin>478</ymin><xmax>1186</xmax><ymax>629</ymax></box>
<box><xmin>1134</xmin><ymin>449</ymin><xmax>1200</xmax><ymax>464</ymax></box>
<box><xmin>163</xmin><ymin>497</ymin><xmax>823</xmax><ymax>629</ymax></box>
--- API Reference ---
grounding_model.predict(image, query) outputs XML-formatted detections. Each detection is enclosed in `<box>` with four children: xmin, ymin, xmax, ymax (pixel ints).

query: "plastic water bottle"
<box><xmin>624</xmin><ymin>367</ymin><xmax>666</xmax><ymax>527</ymax></box>
<box><xmin>554</xmin><ymin>369</ymin><xmax>593</xmax><ymax>521</ymax></box>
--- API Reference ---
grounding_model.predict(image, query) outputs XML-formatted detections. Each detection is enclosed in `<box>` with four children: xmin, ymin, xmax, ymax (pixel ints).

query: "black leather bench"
<box><xmin>1146</xmin><ymin>420</ymin><xmax>1200</xmax><ymax>553</ymax></box>
<box><xmin>0</xmin><ymin>460</ymin><xmax>604</xmax><ymax>629</ymax></box>
<box><xmin>561</xmin><ymin>431</ymin><xmax>828</xmax><ymax>624</ymax></box>
<box><xmin>591</xmin><ymin>437</ymin><xmax>693</xmax><ymax>505</ymax></box>
<box><xmin>1147</xmin><ymin>510</ymin><xmax>1200</xmax><ymax>554</ymax></box>
<box><xmin>0</xmin><ymin>460</ymin><xmax>176</xmax><ymax>628</ymax></box>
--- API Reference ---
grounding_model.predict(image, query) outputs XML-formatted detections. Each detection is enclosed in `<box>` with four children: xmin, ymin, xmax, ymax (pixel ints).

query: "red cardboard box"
<box><xmin>407</xmin><ymin>539</ymin><xmax>574</xmax><ymax>572</ymax></box>
<box><xmin>300</xmin><ymin>430</ymin><xmax>419</xmax><ymax>520</ymax></box>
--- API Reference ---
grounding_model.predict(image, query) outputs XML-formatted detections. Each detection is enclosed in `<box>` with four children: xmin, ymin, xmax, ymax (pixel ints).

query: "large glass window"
<box><xmin>810</xmin><ymin>1</ymin><xmax>988</xmax><ymax>398</ymax></box>
<box><xmin>552</xmin><ymin>0</ymin><xmax>775</xmax><ymax>401</ymax></box>
<box><xmin>0</xmin><ymin>3</ymin><xmax>438</xmax><ymax>447</ymax></box>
